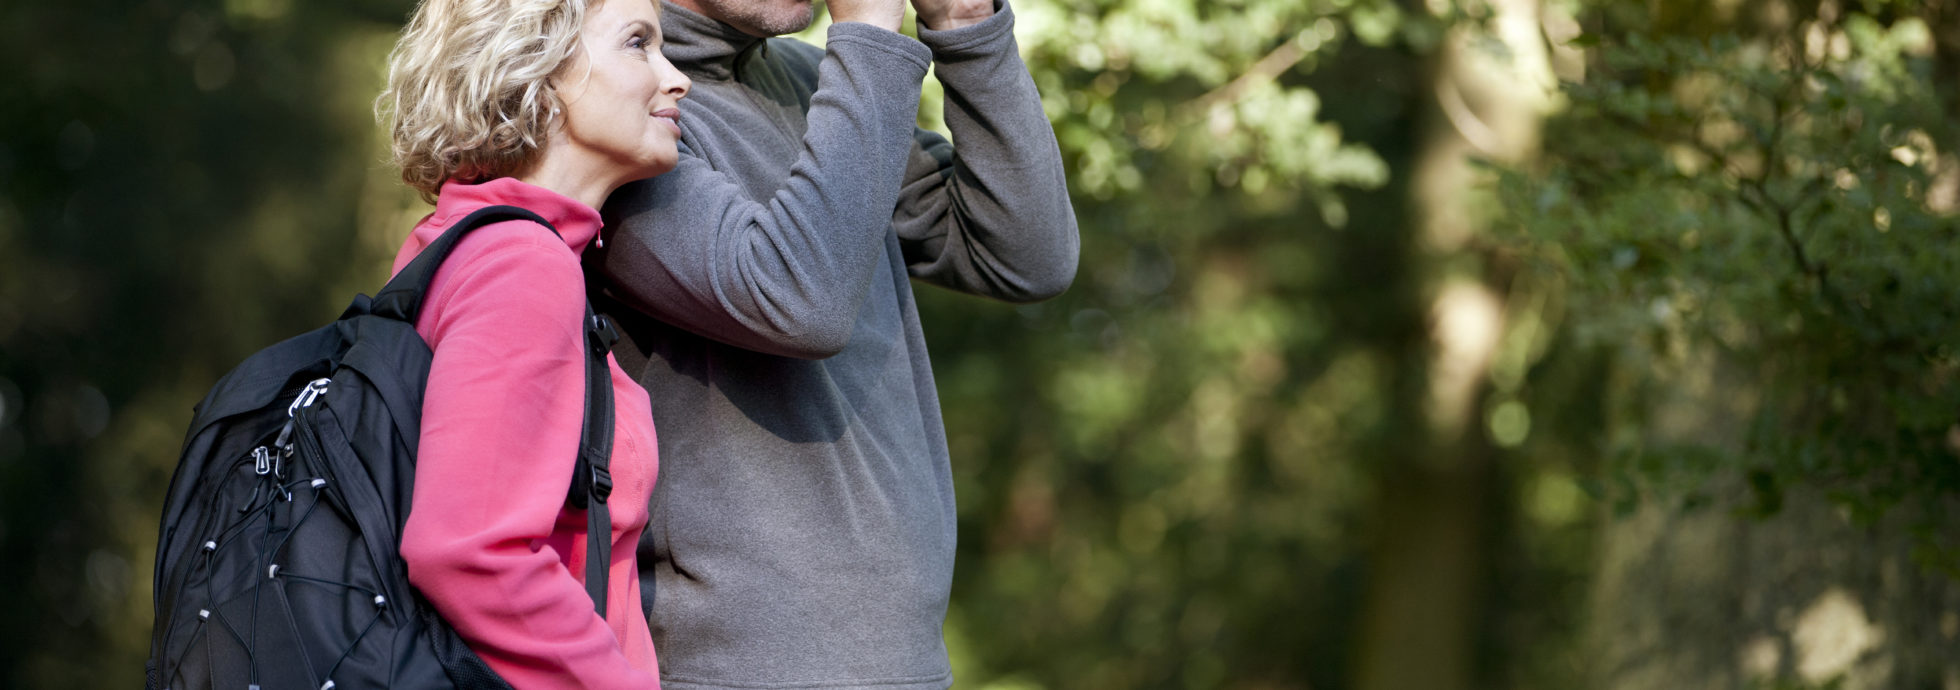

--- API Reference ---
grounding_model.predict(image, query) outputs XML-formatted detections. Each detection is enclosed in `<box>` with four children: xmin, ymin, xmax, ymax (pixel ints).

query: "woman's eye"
<box><xmin>627</xmin><ymin>35</ymin><xmax>647</xmax><ymax>50</ymax></box>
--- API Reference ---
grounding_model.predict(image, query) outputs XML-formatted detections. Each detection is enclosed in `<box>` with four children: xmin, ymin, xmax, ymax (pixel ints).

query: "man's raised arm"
<box><xmin>893</xmin><ymin>0</ymin><xmax>1081</xmax><ymax>303</ymax></box>
<box><xmin>599</xmin><ymin>4</ymin><xmax>926</xmax><ymax>359</ymax></box>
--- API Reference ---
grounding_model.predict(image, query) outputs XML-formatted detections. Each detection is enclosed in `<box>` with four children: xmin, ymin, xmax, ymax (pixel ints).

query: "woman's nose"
<box><xmin>666</xmin><ymin>70</ymin><xmax>691</xmax><ymax>99</ymax></box>
<box><xmin>654</xmin><ymin>57</ymin><xmax>690</xmax><ymax>99</ymax></box>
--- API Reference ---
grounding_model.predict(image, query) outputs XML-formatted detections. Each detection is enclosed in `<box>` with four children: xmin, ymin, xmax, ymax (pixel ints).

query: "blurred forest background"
<box><xmin>4</xmin><ymin>0</ymin><xmax>1960</xmax><ymax>687</ymax></box>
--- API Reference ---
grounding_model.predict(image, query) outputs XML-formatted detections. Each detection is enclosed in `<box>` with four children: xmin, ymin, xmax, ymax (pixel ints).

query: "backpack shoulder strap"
<box><xmin>371</xmin><ymin>205</ymin><xmax>556</xmax><ymax>323</ymax></box>
<box><xmin>570</xmin><ymin>306</ymin><xmax>619</xmax><ymax>617</ymax></box>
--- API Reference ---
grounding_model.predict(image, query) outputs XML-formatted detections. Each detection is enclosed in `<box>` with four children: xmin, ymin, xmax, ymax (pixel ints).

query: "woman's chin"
<box><xmin>618</xmin><ymin>157</ymin><xmax>677</xmax><ymax>185</ymax></box>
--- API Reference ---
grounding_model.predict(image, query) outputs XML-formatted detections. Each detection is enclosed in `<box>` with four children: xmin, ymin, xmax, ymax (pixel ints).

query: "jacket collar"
<box><xmin>395</xmin><ymin>176</ymin><xmax>604</xmax><ymax>275</ymax></box>
<box><xmin>660</xmin><ymin>0</ymin><xmax>768</xmax><ymax>82</ymax></box>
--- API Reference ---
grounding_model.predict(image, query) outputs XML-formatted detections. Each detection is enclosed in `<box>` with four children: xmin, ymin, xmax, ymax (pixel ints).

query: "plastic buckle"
<box><xmin>590</xmin><ymin>466</ymin><xmax>613</xmax><ymax>503</ymax></box>
<box><xmin>588</xmin><ymin>314</ymin><xmax>619</xmax><ymax>352</ymax></box>
<box><xmin>253</xmin><ymin>446</ymin><xmax>272</xmax><ymax>476</ymax></box>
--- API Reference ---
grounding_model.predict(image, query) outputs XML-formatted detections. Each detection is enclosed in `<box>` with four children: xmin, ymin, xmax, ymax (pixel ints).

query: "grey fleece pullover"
<box><xmin>594</xmin><ymin>2</ymin><xmax>1078</xmax><ymax>689</ymax></box>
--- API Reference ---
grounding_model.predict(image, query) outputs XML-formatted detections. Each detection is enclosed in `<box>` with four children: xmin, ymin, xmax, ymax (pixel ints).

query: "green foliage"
<box><xmin>1491</xmin><ymin>8</ymin><xmax>1960</xmax><ymax>557</ymax></box>
<box><xmin>0</xmin><ymin>0</ymin><xmax>419</xmax><ymax>686</ymax></box>
<box><xmin>1010</xmin><ymin>0</ymin><xmax>1392</xmax><ymax>220</ymax></box>
<box><xmin>906</xmin><ymin>1</ymin><xmax>1481</xmax><ymax>687</ymax></box>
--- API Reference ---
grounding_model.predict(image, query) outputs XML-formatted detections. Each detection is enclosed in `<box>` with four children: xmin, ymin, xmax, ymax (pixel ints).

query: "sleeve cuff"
<box><xmin>827</xmin><ymin>20</ymin><xmax>933</xmax><ymax>71</ymax></box>
<box><xmin>917</xmin><ymin>0</ymin><xmax>1015</xmax><ymax>58</ymax></box>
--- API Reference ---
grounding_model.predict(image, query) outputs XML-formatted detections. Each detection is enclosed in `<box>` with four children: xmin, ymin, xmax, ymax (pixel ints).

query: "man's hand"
<box><xmin>911</xmin><ymin>0</ymin><xmax>993</xmax><ymax>30</ymax></box>
<box><xmin>828</xmin><ymin>0</ymin><xmax>907</xmax><ymax>32</ymax></box>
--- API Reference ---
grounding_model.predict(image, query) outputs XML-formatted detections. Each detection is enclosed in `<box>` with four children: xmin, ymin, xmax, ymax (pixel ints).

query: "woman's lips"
<box><xmin>653</xmin><ymin>108</ymin><xmax>682</xmax><ymax>136</ymax></box>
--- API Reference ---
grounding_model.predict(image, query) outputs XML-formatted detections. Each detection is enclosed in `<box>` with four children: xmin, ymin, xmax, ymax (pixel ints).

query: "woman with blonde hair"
<box><xmin>375</xmin><ymin>0</ymin><xmax>686</xmax><ymax>685</ymax></box>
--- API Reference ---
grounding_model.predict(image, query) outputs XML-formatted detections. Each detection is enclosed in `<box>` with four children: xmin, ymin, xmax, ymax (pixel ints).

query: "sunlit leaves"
<box><xmin>1014</xmin><ymin>0</ymin><xmax>1390</xmax><ymax>207</ymax></box>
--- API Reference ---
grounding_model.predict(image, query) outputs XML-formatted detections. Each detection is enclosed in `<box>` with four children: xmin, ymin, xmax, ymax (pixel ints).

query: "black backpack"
<box><xmin>147</xmin><ymin>206</ymin><xmax>621</xmax><ymax>690</ymax></box>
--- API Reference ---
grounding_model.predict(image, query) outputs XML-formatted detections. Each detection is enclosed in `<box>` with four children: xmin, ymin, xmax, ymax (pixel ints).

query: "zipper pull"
<box><xmin>287</xmin><ymin>378</ymin><xmax>331</xmax><ymax>418</ymax></box>
<box><xmin>271</xmin><ymin>378</ymin><xmax>330</xmax><ymax>460</ymax></box>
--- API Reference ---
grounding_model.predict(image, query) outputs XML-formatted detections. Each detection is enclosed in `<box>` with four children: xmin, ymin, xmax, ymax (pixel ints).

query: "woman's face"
<box><xmin>555</xmin><ymin>0</ymin><xmax>691</xmax><ymax>183</ymax></box>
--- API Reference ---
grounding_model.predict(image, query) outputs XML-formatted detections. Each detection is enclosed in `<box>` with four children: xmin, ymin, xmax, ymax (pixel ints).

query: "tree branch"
<box><xmin>1179</xmin><ymin>36</ymin><xmax>1309</xmax><ymax>119</ymax></box>
<box><xmin>1753</xmin><ymin>83</ymin><xmax>1836</xmax><ymax>296</ymax></box>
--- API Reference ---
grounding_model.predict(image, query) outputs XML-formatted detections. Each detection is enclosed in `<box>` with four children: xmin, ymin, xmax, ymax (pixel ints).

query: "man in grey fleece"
<box><xmin>593</xmin><ymin>0</ymin><xmax>1077</xmax><ymax>687</ymax></box>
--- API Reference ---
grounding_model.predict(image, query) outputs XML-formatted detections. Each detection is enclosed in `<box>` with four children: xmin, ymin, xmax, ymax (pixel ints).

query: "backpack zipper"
<box><xmin>262</xmin><ymin>378</ymin><xmax>330</xmax><ymax>479</ymax></box>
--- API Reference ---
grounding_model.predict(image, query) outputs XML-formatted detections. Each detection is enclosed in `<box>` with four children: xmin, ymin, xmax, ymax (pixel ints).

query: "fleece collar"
<box><xmin>659</xmin><ymin>1</ymin><xmax>770</xmax><ymax>82</ymax></box>
<box><xmin>399</xmin><ymin>176</ymin><xmax>604</xmax><ymax>271</ymax></box>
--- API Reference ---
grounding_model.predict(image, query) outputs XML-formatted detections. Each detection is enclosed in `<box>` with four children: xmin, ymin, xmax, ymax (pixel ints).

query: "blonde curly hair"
<box><xmin>376</xmin><ymin>0</ymin><xmax>617</xmax><ymax>203</ymax></box>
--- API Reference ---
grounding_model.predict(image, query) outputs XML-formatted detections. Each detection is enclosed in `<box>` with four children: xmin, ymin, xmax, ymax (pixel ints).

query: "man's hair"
<box><xmin>376</xmin><ymin>0</ymin><xmax>617</xmax><ymax>202</ymax></box>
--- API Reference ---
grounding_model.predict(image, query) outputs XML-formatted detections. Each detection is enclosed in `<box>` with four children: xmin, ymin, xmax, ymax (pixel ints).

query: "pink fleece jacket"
<box><xmin>391</xmin><ymin>177</ymin><xmax>660</xmax><ymax>689</ymax></box>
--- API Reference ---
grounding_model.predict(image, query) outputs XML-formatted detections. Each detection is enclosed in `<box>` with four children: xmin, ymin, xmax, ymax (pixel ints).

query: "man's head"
<box><xmin>667</xmin><ymin>0</ymin><xmax>815</xmax><ymax>37</ymax></box>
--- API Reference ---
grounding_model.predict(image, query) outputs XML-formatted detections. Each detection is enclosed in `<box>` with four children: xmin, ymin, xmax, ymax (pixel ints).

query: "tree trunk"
<box><xmin>1351</xmin><ymin>0</ymin><xmax>1555</xmax><ymax>687</ymax></box>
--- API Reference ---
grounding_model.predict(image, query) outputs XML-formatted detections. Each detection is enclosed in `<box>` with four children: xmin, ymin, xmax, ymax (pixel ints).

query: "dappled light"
<box><xmin>5</xmin><ymin>0</ymin><xmax>1960</xmax><ymax>687</ymax></box>
<box><xmin>1792</xmin><ymin>588</ymin><xmax>1884</xmax><ymax>683</ymax></box>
